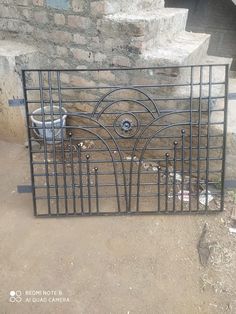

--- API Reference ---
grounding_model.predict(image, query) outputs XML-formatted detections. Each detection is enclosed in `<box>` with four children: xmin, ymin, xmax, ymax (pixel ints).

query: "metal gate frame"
<box><xmin>22</xmin><ymin>64</ymin><xmax>229</xmax><ymax>217</ymax></box>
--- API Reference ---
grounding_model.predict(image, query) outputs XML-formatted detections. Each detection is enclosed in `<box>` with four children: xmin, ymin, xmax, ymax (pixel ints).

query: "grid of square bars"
<box><xmin>22</xmin><ymin>64</ymin><xmax>229</xmax><ymax>217</ymax></box>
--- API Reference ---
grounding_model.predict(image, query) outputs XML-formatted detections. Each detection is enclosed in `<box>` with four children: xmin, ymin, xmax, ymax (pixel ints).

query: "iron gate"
<box><xmin>22</xmin><ymin>65</ymin><xmax>228</xmax><ymax>217</ymax></box>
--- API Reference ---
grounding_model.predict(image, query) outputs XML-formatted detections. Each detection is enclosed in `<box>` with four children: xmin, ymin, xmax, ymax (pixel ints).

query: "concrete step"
<box><xmin>141</xmin><ymin>31</ymin><xmax>210</xmax><ymax>66</ymax></box>
<box><xmin>103</xmin><ymin>0</ymin><xmax>164</xmax><ymax>14</ymax></box>
<box><xmin>98</xmin><ymin>8</ymin><xmax>188</xmax><ymax>52</ymax></box>
<box><xmin>198</xmin><ymin>55</ymin><xmax>232</xmax><ymax>98</ymax></box>
<box><xmin>130</xmin><ymin>31</ymin><xmax>210</xmax><ymax>90</ymax></box>
<box><xmin>173</xmin><ymin>55</ymin><xmax>232</xmax><ymax>99</ymax></box>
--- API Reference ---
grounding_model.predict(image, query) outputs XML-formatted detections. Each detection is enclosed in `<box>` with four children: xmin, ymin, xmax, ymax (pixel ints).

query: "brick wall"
<box><xmin>0</xmin><ymin>0</ymin><xmax>135</xmax><ymax>69</ymax></box>
<box><xmin>166</xmin><ymin>0</ymin><xmax>236</xmax><ymax>69</ymax></box>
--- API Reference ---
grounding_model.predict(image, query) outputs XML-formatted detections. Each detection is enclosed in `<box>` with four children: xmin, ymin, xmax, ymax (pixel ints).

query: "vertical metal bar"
<box><xmin>157</xmin><ymin>166</ymin><xmax>161</xmax><ymax>212</ymax></box>
<box><xmin>221</xmin><ymin>64</ymin><xmax>229</xmax><ymax>211</ymax></box>
<box><xmin>173</xmin><ymin>141</ymin><xmax>178</xmax><ymax>211</ymax></box>
<box><xmin>86</xmin><ymin>154</ymin><xmax>92</xmax><ymax>213</ymax></box>
<box><xmin>94</xmin><ymin>167</ymin><xmax>99</xmax><ymax>213</ymax></box>
<box><xmin>205</xmin><ymin>65</ymin><xmax>212</xmax><ymax>210</ymax></box>
<box><xmin>22</xmin><ymin>70</ymin><xmax>37</xmax><ymax>216</ymax></box>
<box><xmin>48</xmin><ymin>71</ymin><xmax>59</xmax><ymax>214</ymax></box>
<box><xmin>136</xmin><ymin>162</ymin><xmax>141</xmax><ymax>212</ymax></box>
<box><xmin>69</xmin><ymin>132</ymin><xmax>76</xmax><ymax>213</ymax></box>
<box><xmin>189</xmin><ymin>66</ymin><xmax>194</xmax><ymax>211</ymax></box>
<box><xmin>181</xmin><ymin>129</ymin><xmax>185</xmax><ymax>211</ymax></box>
<box><xmin>77</xmin><ymin>144</ymin><xmax>84</xmax><ymax>213</ymax></box>
<box><xmin>38</xmin><ymin>71</ymin><xmax>51</xmax><ymax>215</ymax></box>
<box><xmin>56</xmin><ymin>71</ymin><xmax>68</xmax><ymax>214</ymax></box>
<box><xmin>197</xmin><ymin>65</ymin><xmax>203</xmax><ymax>210</ymax></box>
<box><xmin>165</xmin><ymin>153</ymin><xmax>169</xmax><ymax>212</ymax></box>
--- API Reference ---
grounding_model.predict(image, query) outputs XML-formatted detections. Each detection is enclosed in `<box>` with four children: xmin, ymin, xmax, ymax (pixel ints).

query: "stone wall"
<box><xmin>0</xmin><ymin>0</ymin><xmax>169</xmax><ymax>142</ymax></box>
<box><xmin>166</xmin><ymin>0</ymin><xmax>236</xmax><ymax>69</ymax></box>
<box><xmin>0</xmin><ymin>0</ymin><xmax>230</xmax><ymax>144</ymax></box>
<box><xmin>0</xmin><ymin>0</ymin><xmax>164</xmax><ymax>69</ymax></box>
<box><xmin>0</xmin><ymin>0</ymin><xmax>105</xmax><ymax>68</ymax></box>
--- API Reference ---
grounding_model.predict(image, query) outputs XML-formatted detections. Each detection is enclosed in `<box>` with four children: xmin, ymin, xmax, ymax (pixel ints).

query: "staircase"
<box><xmin>98</xmin><ymin>2</ymin><xmax>232</xmax><ymax>89</ymax></box>
<box><xmin>97</xmin><ymin>0</ymin><xmax>235</xmax><ymax>181</ymax></box>
<box><xmin>98</xmin><ymin>2</ymin><xmax>214</xmax><ymax>67</ymax></box>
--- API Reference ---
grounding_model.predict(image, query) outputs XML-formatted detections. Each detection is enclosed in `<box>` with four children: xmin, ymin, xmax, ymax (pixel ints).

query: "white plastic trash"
<box><xmin>178</xmin><ymin>190</ymin><xmax>190</xmax><ymax>202</ymax></box>
<box><xmin>31</xmin><ymin>106</ymin><xmax>67</xmax><ymax>143</ymax></box>
<box><xmin>199</xmin><ymin>190</ymin><xmax>214</xmax><ymax>206</ymax></box>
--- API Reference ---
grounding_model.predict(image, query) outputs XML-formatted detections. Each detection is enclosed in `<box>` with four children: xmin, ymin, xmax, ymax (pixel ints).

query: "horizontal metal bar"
<box><xmin>17</xmin><ymin>185</ymin><xmax>32</xmax><ymax>193</ymax></box>
<box><xmin>35</xmin><ymin>209</ymin><xmax>222</xmax><ymax>218</ymax></box>
<box><xmin>26</xmin><ymin>96</ymin><xmax>226</xmax><ymax>104</ymax></box>
<box><xmin>22</xmin><ymin>63</ymin><xmax>228</xmax><ymax>73</ymax></box>
<box><xmin>29</xmin><ymin>133</ymin><xmax>224</xmax><ymax>142</ymax></box>
<box><xmin>28</xmin><ymin>122</ymin><xmax>224</xmax><ymax>131</ymax></box>
<box><xmin>8</xmin><ymin>98</ymin><xmax>25</xmax><ymax>106</ymax></box>
<box><xmin>225</xmin><ymin>180</ymin><xmax>236</xmax><ymax>188</ymax></box>
<box><xmin>33</xmin><ymin>169</ymin><xmax>222</xmax><ymax>177</ymax></box>
<box><xmin>31</xmin><ymin>156</ymin><xmax>224</xmax><ymax>166</ymax></box>
<box><xmin>35</xmin><ymin>190</ymin><xmax>221</xmax><ymax>200</ymax></box>
<box><xmin>228</xmin><ymin>93</ymin><xmax>236</xmax><ymax>100</ymax></box>
<box><xmin>30</xmin><ymin>145</ymin><xmax>223</xmax><ymax>155</ymax></box>
<box><xmin>25</xmin><ymin>81</ymin><xmax>225</xmax><ymax>92</ymax></box>
<box><xmin>27</xmin><ymin>108</ymin><xmax>224</xmax><ymax>117</ymax></box>
<box><xmin>34</xmin><ymin>180</ymin><xmax>221</xmax><ymax>190</ymax></box>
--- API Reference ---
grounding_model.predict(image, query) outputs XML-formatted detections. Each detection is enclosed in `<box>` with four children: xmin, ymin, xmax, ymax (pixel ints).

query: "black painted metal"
<box><xmin>229</xmin><ymin>93</ymin><xmax>236</xmax><ymax>100</ymax></box>
<box><xmin>17</xmin><ymin>185</ymin><xmax>33</xmax><ymax>193</ymax></box>
<box><xmin>8</xmin><ymin>98</ymin><xmax>25</xmax><ymax>107</ymax></box>
<box><xmin>22</xmin><ymin>65</ymin><xmax>228</xmax><ymax>217</ymax></box>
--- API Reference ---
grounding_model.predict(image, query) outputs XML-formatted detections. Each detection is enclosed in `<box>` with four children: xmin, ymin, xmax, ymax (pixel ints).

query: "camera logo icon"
<box><xmin>9</xmin><ymin>291</ymin><xmax>22</xmax><ymax>303</ymax></box>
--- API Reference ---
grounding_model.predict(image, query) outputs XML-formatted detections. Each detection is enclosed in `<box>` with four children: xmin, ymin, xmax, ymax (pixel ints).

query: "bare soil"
<box><xmin>0</xmin><ymin>139</ymin><xmax>236</xmax><ymax>314</ymax></box>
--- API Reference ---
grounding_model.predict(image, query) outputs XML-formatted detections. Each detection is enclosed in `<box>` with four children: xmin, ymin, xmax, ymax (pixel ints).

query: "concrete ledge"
<box><xmin>0</xmin><ymin>40</ymin><xmax>41</xmax><ymax>143</ymax></box>
<box><xmin>104</xmin><ymin>0</ymin><xmax>164</xmax><ymax>14</ymax></box>
<box><xmin>99</xmin><ymin>9</ymin><xmax>188</xmax><ymax>52</ymax></box>
<box><xmin>142</xmin><ymin>31</ymin><xmax>210</xmax><ymax>65</ymax></box>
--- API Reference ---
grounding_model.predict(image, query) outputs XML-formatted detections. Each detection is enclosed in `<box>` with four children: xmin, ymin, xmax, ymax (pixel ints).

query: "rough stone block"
<box><xmin>91</xmin><ymin>70</ymin><xmax>116</xmax><ymax>82</ymax></box>
<box><xmin>88</xmin><ymin>36</ymin><xmax>100</xmax><ymax>50</ymax></box>
<box><xmin>52</xmin><ymin>58</ymin><xmax>70</xmax><ymax>68</ymax></box>
<box><xmin>73</xmin><ymin>33</ymin><xmax>87</xmax><ymax>45</ymax></box>
<box><xmin>56</xmin><ymin>45</ymin><xmax>68</xmax><ymax>56</ymax></box>
<box><xmin>94</xmin><ymin>52</ymin><xmax>106</xmax><ymax>63</ymax></box>
<box><xmin>0</xmin><ymin>18</ymin><xmax>34</xmax><ymax>34</ymax></box>
<box><xmin>34</xmin><ymin>11</ymin><xmax>48</xmax><ymax>24</ymax></box>
<box><xmin>0</xmin><ymin>5</ymin><xmax>19</xmax><ymax>19</ymax></box>
<box><xmin>71</xmin><ymin>0</ymin><xmax>85</xmax><ymax>12</ymax></box>
<box><xmin>71</xmin><ymin>48</ymin><xmax>93</xmax><ymax>62</ymax></box>
<box><xmin>21</xmin><ymin>8</ymin><xmax>31</xmax><ymax>20</ymax></box>
<box><xmin>17</xmin><ymin>0</ymin><xmax>30</xmax><ymax>6</ymax></box>
<box><xmin>54</xmin><ymin>13</ymin><xmax>66</xmax><ymax>25</ymax></box>
<box><xmin>91</xmin><ymin>1</ymin><xmax>106</xmax><ymax>16</ymax></box>
<box><xmin>51</xmin><ymin>30</ymin><xmax>72</xmax><ymax>44</ymax></box>
<box><xmin>112</xmin><ymin>55</ymin><xmax>131</xmax><ymax>67</ymax></box>
<box><xmin>33</xmin><ymin>0</ymin><xmax>44</xmax><ymax>6</ymax></box>
<box><xmin>69</xmin><ymin>75</ymin><xmax>96</xmax><ymax>87</ymax></box>
<box><xmin>68</xmin><ymin>15</ymin><xmax>91</xmax><ymax>29</ymax></box>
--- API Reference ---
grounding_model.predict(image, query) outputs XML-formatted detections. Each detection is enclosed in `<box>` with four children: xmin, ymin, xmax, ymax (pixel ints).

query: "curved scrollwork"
<box><xmin>92</xmin><ymin>87</ymin><xmax>160</xmax><ymax>118</ymax></box>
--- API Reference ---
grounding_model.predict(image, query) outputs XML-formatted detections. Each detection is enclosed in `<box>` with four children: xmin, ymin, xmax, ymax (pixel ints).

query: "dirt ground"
<box><xmin>0</xmin><ymin>139</ymin><xmax>236</xmax><ymax>314</ymax></box>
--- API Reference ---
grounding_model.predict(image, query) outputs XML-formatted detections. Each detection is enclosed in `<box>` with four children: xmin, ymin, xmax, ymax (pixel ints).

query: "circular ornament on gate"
<box><xmin>114</xmin><ymin>113</ymin><xmax>140</xmax><ymax>138</ymax></box>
